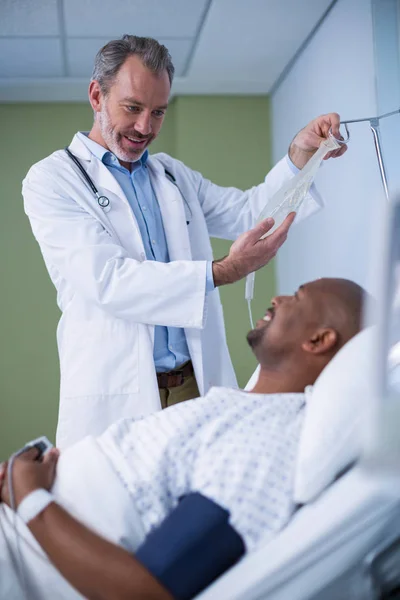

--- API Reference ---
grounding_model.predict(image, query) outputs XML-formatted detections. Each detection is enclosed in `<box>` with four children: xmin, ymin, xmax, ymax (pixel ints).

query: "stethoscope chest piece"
<box><xmin>65</xmin><ymin>146</ymin><xmax>112</xmax><ymax>212</ymax></box>
<box><xmin>97</xmin><ymin>195</ymin><xmax>111</xmax><ymax>212</ymax></box>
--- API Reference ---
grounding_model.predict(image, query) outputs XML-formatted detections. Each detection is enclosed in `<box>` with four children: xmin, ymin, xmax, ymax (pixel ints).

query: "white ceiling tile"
<box><xmin>0</xmin><ymin>38</ymin><xmax>63</xmax><ymax>77</ymax></box>
<box><xmin>0</xmin><ymin>0</ymin><xmax>59</xmax><ymax>36</ymax></box>
<box><xmin>188</xmin><ymin>0</ymin><xmax>333</xmax><ymax>89</ymax></box>
<box><xmin>67</xmin><ymin>37</ymin><xmax>192</xmax><ymax>78</ymax></box>
<box><xmin>64</xmin><ymin>0</ymin><xmax>209</xmax><ymax>38</ymax></box>
<box><xmin>0</xmin><ymin>0</ymin><xmax>341</xmax><ymax>100</ymax></box>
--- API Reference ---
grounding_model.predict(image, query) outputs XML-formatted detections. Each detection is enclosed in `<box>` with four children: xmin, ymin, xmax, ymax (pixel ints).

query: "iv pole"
<box><xmin>339</xmin><ymin>108</ymin><xmax>400</xmax><ymax>201</ymax></box>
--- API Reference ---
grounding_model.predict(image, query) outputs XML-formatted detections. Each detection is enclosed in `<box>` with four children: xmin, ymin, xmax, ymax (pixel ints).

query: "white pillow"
<box><xmin>245</xmin><ymin>365</ymin><xmax>260</xmax><ymax>391</ymax></box>
<box><xmin>294</xmin><ymin>326</ymin><xmax>376</xmax><ymax>504</ymax></box>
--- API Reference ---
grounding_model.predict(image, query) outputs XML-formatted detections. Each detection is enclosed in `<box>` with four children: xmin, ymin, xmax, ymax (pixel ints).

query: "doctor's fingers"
<box><xmin>261</xmin><ymin>212</ymin><xmax>296</xmax><ymax>244</ymax></box>
<box><xmin>245</xmin><ymin>213</ymin><xmax>295</xmax><ymax>247</ymax></box>
<box><xmin>324</xmin><ymin>144</ymin><xmax>348</xmax><ymax>160</ymax></box>
<box><xmin>245</xmin><ymin>218</ymin><xmax>275</xmax><ymax>244</ymax></box>
<box><xmin>248</xmin><ymin>214</ymin><xmax>295</xmax><ymax>266</ymax></box>
<box><xmin>314</xmin><ymin>112</ymin><xmax>341</xmax><ymax>139</ymax></box>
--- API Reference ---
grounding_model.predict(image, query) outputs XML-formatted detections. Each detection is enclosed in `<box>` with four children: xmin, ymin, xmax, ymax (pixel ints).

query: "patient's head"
<box><xmin>247</xmin><ymin>278</ymin><xmax>365</xmax><ymax>393</ymax></box>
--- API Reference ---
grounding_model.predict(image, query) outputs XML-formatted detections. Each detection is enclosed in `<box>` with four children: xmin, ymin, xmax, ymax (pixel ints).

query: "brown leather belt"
<box><xmin>157</xmin><ymin>361</ymin><xmax>194</xmax><ymax>389</ymax></box>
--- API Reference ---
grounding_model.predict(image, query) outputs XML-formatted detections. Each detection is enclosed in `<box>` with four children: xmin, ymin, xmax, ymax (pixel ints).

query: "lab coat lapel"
<box><xmin>68</xmin><ymin>134</ymin><xmax>145</xmax><ymax>255</ymax></box>
<box><xmin>147</xmin><ymin>158</ymin><xmax>192</xmax><ymax>261</ymax></box>
<box><xmin>69</xmin><ymin>134</ymin><xmax>126</xmax><ymax>205</ymax></box>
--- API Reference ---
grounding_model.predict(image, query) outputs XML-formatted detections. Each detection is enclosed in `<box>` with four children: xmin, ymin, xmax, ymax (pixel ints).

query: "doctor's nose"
<box><xmin>134</xmin><ymin>112</ymin><xmax>152</xmax><ymax>136</ymax></box>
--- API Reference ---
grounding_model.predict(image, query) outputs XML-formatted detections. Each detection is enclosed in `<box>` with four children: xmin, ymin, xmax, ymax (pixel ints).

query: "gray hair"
<box><xmin>91</xmin><ymin>35</ymin><xmax>175</xmax><ymax>94</ymax></box>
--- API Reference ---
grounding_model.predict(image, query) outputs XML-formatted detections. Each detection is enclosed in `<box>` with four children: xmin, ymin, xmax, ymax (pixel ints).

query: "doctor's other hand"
<box><xmin>0</xmin><ymin>447</ymin><xmax>59</xmax><ymax>510</ymax></box>
<box><xmin>289</xmin><ymin>112</ymin><xmax>348</xmax><ymax>169</ymax></box>
<box><xmin>212</xmin><ymin>213</ymin><xmax>295</xmax><ymax>286</ymax></box>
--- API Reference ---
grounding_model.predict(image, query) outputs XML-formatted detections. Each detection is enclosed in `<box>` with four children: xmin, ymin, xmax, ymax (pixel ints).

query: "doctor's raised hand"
<box><xmin>289</xmin><ymin>112</ymin><xmax>348</xmax><ymax>169</ymax></box>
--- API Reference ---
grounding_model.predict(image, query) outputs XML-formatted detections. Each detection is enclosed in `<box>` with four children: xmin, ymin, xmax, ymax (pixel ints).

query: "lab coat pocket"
<box><xmin>60</xmin><ymin>320</ymin><xmax>139</xmax><ymax>398</ymax></box>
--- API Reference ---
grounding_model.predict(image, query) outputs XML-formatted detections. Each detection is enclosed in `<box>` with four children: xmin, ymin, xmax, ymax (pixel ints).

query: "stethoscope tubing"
<box><xmin>65</xmin><ymin>147</ymin><xmax>110</xmax><ymax>209</ymax></box>
<box><xmin>64</xmin><ymin>146</ymin><xmax>193</xmax><ymax>220</ymax></box>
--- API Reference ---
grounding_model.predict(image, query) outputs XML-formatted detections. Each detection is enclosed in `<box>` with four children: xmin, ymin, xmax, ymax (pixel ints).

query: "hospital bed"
<box><xmin>197</xmin><ymin>467</ymin><xmax>400</xmax><ymax>600</ymax></box>
<box><xmin>3</xmin><ymin>209</ymin><xmax>400</xmax><ymax>600</ymax></box>
<box><xmin>197</xmin><ymin>199</ymin><xmax>400</xmax><ymax>600</ymax></box>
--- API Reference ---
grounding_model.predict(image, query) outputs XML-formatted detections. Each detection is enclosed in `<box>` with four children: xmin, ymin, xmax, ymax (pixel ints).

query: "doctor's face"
<box><xmin>91</xmin><ymin>55</ymin><xmax>170</xmax><ymax>163</ymax></box>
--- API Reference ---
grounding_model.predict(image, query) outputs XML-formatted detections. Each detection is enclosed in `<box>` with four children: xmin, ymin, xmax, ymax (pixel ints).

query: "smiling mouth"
<box><xmin>123</xmin><ymin>135</ymin><xmax>149</xmax><ymax>147</ymax></box>
<box><xmin>262</xmin><ymin>308</ymin><xmax>275</xmax><ymax>322</ymax></box>
<box><xmin>255</xmin><ymin>307</ymin><xmax>275</xmax><ymax>329</ymax></box>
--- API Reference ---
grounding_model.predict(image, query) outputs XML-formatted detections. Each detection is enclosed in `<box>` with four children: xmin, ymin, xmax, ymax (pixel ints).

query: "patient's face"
<box><xmin>247</xmin><ymin>281</ymin><xmax>323</xmax><ymax>365</ymax></box>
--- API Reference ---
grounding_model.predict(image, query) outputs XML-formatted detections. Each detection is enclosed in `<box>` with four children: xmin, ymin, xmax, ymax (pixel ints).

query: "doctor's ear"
<box><xmin>301</xmin><ymin>328</ymin><xmax>338</xmax><ymax>355</ymax></box>
<box><xmin>88</xmin><ymin>80</ymin><xmax>103</xmax><ymax>113</ymax></box>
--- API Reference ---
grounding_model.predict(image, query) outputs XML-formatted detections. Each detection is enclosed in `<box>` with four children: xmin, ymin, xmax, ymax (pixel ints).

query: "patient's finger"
<box><xmin>42</xmin><ymin>449</ymin><xmax>60</xmax><ymax>488</ymax></box>
<box><xmin>0</xmin><ymin>461</ymin><xmax>7</xmax><ymax>480</ymax></box>
<box><xmin>0</xmin><ymin>461</ymin><xmax>8</xmax><ymax>502</ymax></box>
<box><xmin>43</xmin><ymin>448</ymin><xmax>60</xmax><ymax>466</ymax></box>
<box><xmin>18</xmin><ymin>447</ymin><xmax>41</xmax><ymax>462</ymax></box>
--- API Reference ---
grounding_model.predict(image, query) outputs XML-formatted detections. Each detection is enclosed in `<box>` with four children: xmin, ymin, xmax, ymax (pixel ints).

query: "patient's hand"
<box><xmin>0</xmin><ymin>447</ymin><xmax>59</xmax><ymax>509</ymax></box>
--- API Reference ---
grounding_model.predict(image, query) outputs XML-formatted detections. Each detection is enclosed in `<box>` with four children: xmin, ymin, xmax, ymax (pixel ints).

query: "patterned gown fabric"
<box><xmin>99</xmin><ymin>387</ymin><xmax>305</xmax><ymax>551</ymax></box>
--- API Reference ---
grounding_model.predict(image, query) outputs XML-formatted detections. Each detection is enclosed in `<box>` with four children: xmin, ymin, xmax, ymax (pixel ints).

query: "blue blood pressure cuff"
<box><xmin>135</xmin><ymin>493</ymin><xmax>245</xmax><ymax>599</ymax></box>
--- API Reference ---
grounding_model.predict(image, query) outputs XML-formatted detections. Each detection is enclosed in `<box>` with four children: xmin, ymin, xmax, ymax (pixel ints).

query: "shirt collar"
<box><xmin>77</xmin><ymin>131</ymin><xmax>149</xmax><ymax>168</ymax></box>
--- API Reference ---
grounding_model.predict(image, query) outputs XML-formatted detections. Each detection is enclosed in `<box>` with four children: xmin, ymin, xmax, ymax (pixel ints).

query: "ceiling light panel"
<box><xmin>63</xmin><ymin>0</ymin><xmax>209</xmax><ymax>38</ymax></box>
<box><xmin>0</xmin><ymin>0</ymin><xmax>59</xmax><ymax>36</ymax></box>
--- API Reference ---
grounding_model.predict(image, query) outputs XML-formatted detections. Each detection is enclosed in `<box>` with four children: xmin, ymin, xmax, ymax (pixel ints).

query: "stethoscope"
<box><xmin>64</xmin><ymin>147</ymin><xmax>193</xmax><ymax>223</ymax></box>
<box><xmin>65</xmin><ymin>147</ymin><xmax>111</xmax><ymax>211</ymax></box>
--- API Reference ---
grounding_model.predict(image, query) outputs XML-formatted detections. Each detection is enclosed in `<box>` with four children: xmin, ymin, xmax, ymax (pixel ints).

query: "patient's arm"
<box><xmin>28</xmin><ymin>503</ymin><xmax>173</xmax><ymax>600</ymax></box>
<box><xmin>0</xmin><ymin>448</ymin><xmax>173</xmax><ymax>600</ymax></box>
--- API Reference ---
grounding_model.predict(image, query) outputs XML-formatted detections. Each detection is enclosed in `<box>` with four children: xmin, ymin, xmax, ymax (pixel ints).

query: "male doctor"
<box><xmin>22</xmin><ymin>35</ymin><xmax>346</xmax><ymax>448</ymax></box>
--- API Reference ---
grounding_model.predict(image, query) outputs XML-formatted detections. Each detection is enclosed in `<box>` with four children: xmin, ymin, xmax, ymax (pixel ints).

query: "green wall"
<box><xmin>173</xmin><ymin>96</ymin><xmax>275</xmax><ymax>386</ymax></box>
<box><xmin>0</xmin><ymin>96</ymin><xmax>275</xmax><ymax>459</ymax></box>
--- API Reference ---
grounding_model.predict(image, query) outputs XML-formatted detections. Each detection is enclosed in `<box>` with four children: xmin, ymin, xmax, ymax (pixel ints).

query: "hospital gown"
<box><xmin>98</xmin><ymin>387</ymin><xmax>305</xmax><ymax>551</ymax></box>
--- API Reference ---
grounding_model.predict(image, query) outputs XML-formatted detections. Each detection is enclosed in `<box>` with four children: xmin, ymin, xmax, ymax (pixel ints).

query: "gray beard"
<box><xmin>98</xmin><ymin>108</ymin><xmax>145</xmax><ymax>163</ymax></box>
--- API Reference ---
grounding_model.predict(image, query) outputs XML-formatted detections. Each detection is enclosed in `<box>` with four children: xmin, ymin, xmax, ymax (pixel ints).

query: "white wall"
<box><xmin>372</xmin><ymin>0</ymin><xmax>400</xmax><ymax>194</ymax></box>
<box><xmin>271</xmin><ymin>0</ymin><xmax>386</xmax><ymax>294</ymax></box>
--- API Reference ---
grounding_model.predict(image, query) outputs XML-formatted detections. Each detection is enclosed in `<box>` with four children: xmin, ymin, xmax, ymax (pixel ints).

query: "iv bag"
<box><xmin>245</xmin><ymin>133</ymin><xmax>341</xmax><ymax>326</ymax></box>
<box><xmin>257</xmin><ymin>133</ymin><xmax>341</xmax><ymax>235</ymax></box>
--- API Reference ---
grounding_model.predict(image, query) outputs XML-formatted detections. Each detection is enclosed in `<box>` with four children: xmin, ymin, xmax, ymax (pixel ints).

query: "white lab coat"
<box><xmin>22</xmin><ymin>133</ymin><xmax>322</xmax><ymax>448</ymax></box>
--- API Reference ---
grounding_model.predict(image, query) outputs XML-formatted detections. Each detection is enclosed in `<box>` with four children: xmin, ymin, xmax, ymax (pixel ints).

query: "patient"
<box><xmin>0</xmin><ymin>278</ymin><xmax>365</xmax><ymax>600</ymax></box>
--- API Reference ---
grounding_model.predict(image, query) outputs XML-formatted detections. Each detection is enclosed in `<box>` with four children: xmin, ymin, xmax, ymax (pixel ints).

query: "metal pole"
<box><xmin>341</xmin><ymin>108</ymin><xmax>400</xmax><ymax>125</ymax></box>
<box><xmin>339</xmin><ymin>109</ymin><xmax>400</xmax><ymax>201</ymax></box>
<box><xmin>369</xmin><ymin>118</ymin><xmax>390</xmax><ymax>201</ymax></box>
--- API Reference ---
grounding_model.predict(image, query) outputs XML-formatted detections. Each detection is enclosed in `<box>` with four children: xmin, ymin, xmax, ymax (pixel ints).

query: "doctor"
<box><xmin>22</xmin><ymin>35</ymin><xmax>346</xmax><ymax>448</ymax></box>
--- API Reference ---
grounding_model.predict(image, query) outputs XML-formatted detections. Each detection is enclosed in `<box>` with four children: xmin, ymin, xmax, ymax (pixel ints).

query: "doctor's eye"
<box><xmin>152</xmin><ymin>110</ymin><xmax>165</xmax><ymax>118</ymax></box>
<box><xmin>127</xmin><ymin>106</ymin><xmax>141</xmax><ymax>113</ymax></box>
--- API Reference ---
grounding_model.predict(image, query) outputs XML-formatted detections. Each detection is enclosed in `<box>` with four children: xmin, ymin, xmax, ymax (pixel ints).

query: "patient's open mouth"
<box><xmin>263</xmin><ymin>308</ymin><xmax>274</xmax><ymax>322</ymax></box>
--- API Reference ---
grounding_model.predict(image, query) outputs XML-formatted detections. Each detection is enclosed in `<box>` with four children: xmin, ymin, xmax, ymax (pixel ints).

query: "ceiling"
<box><xmin>0</xmin><ymin>0</ymin><xmax>335</xmax><ymax>102</ymax></box>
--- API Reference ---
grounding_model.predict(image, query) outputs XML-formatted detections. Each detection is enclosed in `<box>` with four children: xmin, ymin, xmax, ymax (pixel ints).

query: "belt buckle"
<box><xmin>172</xmin><ymin>370</ymin><xmax>184</xmax><ymax>387</ymax></box>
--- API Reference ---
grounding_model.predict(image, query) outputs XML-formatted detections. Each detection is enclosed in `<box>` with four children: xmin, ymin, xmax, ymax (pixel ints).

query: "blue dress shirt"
<box><xmin>77</xmin><ymin>132</ymin><xmax>213</xmax><ymax>372</ymax></box>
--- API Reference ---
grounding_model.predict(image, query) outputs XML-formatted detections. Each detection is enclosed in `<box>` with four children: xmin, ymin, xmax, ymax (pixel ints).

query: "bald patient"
<box><xmin>249</xmin><ymin>277</ymin><xmax>364</xmax><ymax>394</ymax></box>
<box><xmin>0</xmin><ymin>278</ymin><xmax>365</xmax><ymax>600</ymax></box>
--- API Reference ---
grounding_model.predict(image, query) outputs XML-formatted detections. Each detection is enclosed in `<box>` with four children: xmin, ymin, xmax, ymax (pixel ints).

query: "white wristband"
<box><xmin>17</xmin><ymin>489</ymin><xmax>54</xmax><ymax>524</ymax></box>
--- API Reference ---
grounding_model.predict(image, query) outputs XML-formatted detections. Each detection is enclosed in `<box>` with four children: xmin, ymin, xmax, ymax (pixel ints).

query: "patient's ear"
<box><xmin>302</xmin><ymin>328</ymin><xmax>338</xmax><ymax>355</ymax></box>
